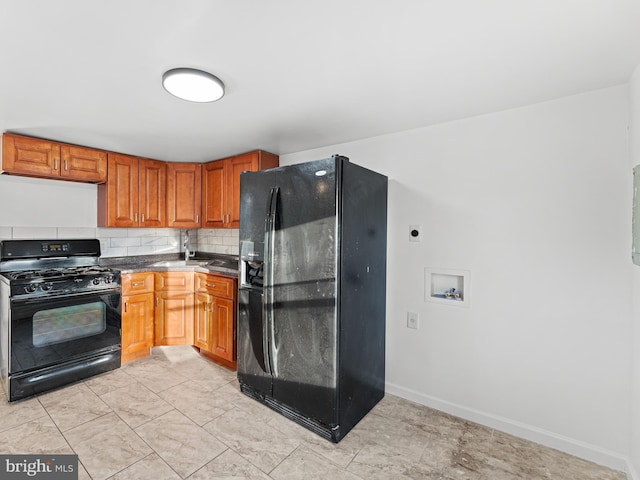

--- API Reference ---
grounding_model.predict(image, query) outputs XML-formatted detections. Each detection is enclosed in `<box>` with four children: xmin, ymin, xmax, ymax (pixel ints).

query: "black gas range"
<box><xmin>0</xmin><ymin>239</ymin><xmax>122</xmax><ymax>401</ymax></box>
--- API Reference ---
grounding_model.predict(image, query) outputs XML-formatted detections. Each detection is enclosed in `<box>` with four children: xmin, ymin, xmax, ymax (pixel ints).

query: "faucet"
<box><xmin>183</xmin><ymin>230</ymin><xmax>195</xmax><ymax>260</ymax></box>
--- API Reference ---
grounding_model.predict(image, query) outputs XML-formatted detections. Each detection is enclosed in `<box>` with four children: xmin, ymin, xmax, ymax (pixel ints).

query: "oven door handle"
<box><xmin>10</xmin><ymin>288</ymin><xmax>121</xmax><ymax>306</ymax></box>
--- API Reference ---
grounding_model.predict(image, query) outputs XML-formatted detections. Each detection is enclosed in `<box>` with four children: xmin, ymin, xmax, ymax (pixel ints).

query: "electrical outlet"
<box><xmin>407</xmin><ymin>312</ymin><xmax>419</xmax><ymax>329</ymax></box>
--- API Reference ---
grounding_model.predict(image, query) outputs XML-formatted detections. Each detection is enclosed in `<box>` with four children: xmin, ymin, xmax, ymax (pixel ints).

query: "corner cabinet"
<box><xmin>97</xmin><ymin>153</ymin><xmax>166</xmax><ymax>228</ymax></box>
<box><xmin>154</xmin><ymin>272</ymin><xmax>195</xmax><ymax>346</ymax></box>
<box><xmin>121</xmin><ymin>273</ymin><xmax>155</xmax><ymax>364</ymax></box>
<box><xmin>167</xmin><ymin>163</ymin><xmax>202</xmax><ymax>228</ymax></box>
<box><xmin>194</xmin><ymin>273</ymin><xmax>237</xmax><ymax>369</ymax></box>
<box><xmin>203</xmin><ymin>150</ymin><xmax>279</xmax><ymax>228</ymax></box>
<box><xmin>2</xmin><ymin>133</ymin><xmax>107</xmax><ymax>183</ymax></box>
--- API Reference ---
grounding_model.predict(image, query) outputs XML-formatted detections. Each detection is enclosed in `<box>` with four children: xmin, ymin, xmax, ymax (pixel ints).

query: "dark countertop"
<box><xmin>100</xmin><ymin>252</ymin><xmax>239</xmax><ymax>278</ymax></box>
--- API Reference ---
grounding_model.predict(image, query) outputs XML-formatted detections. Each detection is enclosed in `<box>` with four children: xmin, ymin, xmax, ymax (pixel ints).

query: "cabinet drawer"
<box><xmin>122</xmin><ymin>272</ymin><xmax>154</xmax><ymax>294</ymax></box>
<box><xmin>155</xmin><ymin>271</ymin><xmax>194</xmax><ymax>292</ymax></box>
<box><xmin>195</xmin><ymin>273</ymin><xmax>235</xmax><ymax>299</ymax></box>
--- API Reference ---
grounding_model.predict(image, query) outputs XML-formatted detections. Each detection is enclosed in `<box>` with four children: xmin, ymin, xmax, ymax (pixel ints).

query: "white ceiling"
<box><xmin>2</xmin><ymin>0</ymin><xmax>640</xmax><ymax>163</ymax></box>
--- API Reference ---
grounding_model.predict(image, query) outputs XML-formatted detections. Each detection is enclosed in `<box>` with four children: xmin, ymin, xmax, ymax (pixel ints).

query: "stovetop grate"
<box><xmin>5</xmin><ymin>266</ymin><xmax>115</xmax><ymax>281</ymax></box>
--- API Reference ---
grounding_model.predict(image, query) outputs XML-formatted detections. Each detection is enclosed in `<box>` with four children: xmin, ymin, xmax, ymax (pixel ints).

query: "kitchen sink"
<box><xmin>150</xmin><ymin>260</ymin><xmax>211</xmax><ymax>268</ymax></box>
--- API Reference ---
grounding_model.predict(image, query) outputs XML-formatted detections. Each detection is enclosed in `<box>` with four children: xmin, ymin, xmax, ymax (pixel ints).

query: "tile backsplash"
<box><xmin>0</xmin><ymin>227</ymin><xmax>239</xmax><ymax>258</ymax></box>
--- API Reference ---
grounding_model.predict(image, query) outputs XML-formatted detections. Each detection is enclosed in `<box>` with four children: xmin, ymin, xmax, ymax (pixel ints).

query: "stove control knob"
<box><xmin>41</xmin><ymin>283</ymin><xmax>53</xmax><ymax>291</ymax></box>
<box><xmin>24</xmin><ymin>284</ymin><xmax>37</xmax><ymax>294</ymax></box>
<box><xmin>104</xmin><ymin>275</ymin><xmax>114</xmax><ymax>284</ymax></box>
<box><xmin>92</xmin><ymin>277</ymin><xmax>102</xmax><ymax>285</ymax></box>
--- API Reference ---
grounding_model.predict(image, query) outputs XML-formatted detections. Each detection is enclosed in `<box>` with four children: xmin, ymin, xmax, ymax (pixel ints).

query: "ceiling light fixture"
<box><xmin>162</xmin><ymin>68</ymin><xmax>225</xmax><ymax>103</ymax></box>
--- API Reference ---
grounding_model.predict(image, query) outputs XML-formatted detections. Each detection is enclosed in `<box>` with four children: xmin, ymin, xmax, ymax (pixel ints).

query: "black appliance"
<box><xmin>238</xmin><ymin>155</ymin><xmax>388</xmax><ymax>443</ymax></box>
<box><xmin>0</xmin><ymin>239</ymin><xmax>121</xmax><ymax>402</ymax></box>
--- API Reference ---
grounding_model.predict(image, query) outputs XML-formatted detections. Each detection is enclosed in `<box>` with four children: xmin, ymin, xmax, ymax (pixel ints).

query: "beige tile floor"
<box><xmin>0</xmin><ymin>346</ymin><xmax>627</xmax><ymax>480</ymax></box>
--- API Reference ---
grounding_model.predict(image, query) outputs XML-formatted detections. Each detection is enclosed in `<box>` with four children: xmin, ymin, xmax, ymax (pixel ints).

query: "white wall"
<box><xmin>0</xmin><ymin>174</ymin><xmax>97</xmax><ymax>227</ymax></box>
<box><xmin>628</xmin><ymin>66</ymin><xmax>640</xmax><ymax>480</ymax></box>
<box><xmin>0</xmin><ymin>175</ymin><xmax>240</xmax><ymax>256</ymax></box>
<box><xmin>281</xmin><ymin>85</ymin><xmax>633</xmax><ymax>471</ymax></box>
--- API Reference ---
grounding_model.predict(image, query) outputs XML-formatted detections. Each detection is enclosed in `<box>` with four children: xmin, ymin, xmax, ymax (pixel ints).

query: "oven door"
<box><xmin>9</xmin><ymin>289</ymin><xmax>121</xmax><ymax>380</ymax></box>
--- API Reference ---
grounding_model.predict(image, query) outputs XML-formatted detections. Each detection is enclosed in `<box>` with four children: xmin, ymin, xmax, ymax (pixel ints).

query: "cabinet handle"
<box><xmin>196</xmin><ymin>215</ymin><xmax>199</xmax><ymax>224</ymax></box>
<box><xmin>134</xmin><ymin>213</ymin><xmax>138</xmax><ymax>222</ymax></box>
<box><xmin>156</xmin><ymin>297</ymin><xmax>159</xmax><ymax>307</ymax></box>
<box><xmin>64</xmin><ymin>159</ymin><xmax>69</xmax><ymax>171</ymax></box>
<box><xmin>124</xmin><ymin>302</ymin><xmax>128</xmax><ymax>313</ymax></box>
<box><xmin>131</xmin><ymin>281</ymin><xmax>144</xmax><ymax>287</ymax></box>
<box><xmin>53</xmin><ymin>159</ymin><xmax>58</xmax><ymax>170</ymax></box>
<box><xmin>206</xmin><ymin>283</ymin><xmax>217</xmax><ymax>288</ymax></box>
<box><xmin>141</xmin><ymin>213</ymin><xmax>145</xmax><ymax>223</ymax></box>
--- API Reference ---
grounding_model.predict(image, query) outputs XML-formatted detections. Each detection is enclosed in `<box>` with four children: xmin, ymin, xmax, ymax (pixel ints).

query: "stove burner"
<box><xmin>2</xmin><ymin>265</ymin><xmax>120</xmax><ymax>298</ymax></box>
<box><xmin>6</xmin><ymin>266</ymin><xmax>115</xmax><ymax>281</ymax></box>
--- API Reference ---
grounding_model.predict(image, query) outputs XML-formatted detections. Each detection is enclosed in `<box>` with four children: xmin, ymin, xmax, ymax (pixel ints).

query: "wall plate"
<box><xmin>409</xmin><ymin>225</ymin><xmax>421</xmax><ymax>242</ymax></box>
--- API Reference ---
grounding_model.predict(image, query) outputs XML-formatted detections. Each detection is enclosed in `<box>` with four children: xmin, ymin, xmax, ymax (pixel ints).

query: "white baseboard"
<box><xmin>385</xmin><ymin>381</ymin><xmax>633</xmax><ymax>478</ymax></box>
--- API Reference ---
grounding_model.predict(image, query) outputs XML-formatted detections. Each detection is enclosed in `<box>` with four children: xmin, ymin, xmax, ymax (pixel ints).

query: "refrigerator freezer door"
<box><xmin>238</xmin><ymin>168</ymin><xmax>277</xmax><ymax>396</ymax></box>
<box><xmin>269</xmin><ymin>158</ymin><xmax>339</xmax><ymax>427</ymax></box>
<box><xmin>237</xmin><ymin>287</ymin><xmax>272</xmax><ymax>396</ymax></box>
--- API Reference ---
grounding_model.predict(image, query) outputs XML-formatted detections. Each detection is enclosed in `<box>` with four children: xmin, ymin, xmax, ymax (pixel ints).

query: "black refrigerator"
<box><xmin>237</xmin><ymin>155</ymin><xmax>387</xmax><ymax>443</ymax></box>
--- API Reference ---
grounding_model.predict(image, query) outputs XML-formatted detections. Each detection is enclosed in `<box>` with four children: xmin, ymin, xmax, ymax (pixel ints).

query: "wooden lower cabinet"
<box><xmin>121</xmin><ymin>273</ymin><xmax>155</xmax><ymax>364</ymax></box>
<box><xmin>194</xmin><ymin>291</ymin><xmax>213</xmax><ymax>350</ymax></box>
<box><xmin>154</xmin><ymin>272</ymin><xmax>194</xmax><ymax>346</ymax></box>
<box><xmin>155</xmin><ymin>291</ymin><xmax>195</xmax><ymax>346</ymax></box>
<box><xmin>194</xmin><ymin>273</ymin><xmax>237</xmax><ymax>369</ymax></box>
<box><xmin>121</xmin><ymin>270</ymin><xmax>236</xmax><ymax>369</ymax></box>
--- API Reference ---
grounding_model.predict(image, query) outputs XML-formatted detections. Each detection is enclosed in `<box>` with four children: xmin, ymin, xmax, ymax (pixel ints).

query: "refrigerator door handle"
<box><xmin>260</xmin><ymin>291</ymin><xmax>271</xmax><ymax>375</ymax></box>
<box><xmin>262</xmin><ymin>186</ymin><xmax>280</xmax><ymax>376</ymax></box>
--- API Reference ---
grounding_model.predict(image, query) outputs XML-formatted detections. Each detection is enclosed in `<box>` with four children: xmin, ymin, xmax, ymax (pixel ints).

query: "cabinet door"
<box><xmin>103</xmin><ymin>153</ymin><xmax>139</xmax><ymax>227</ymax></box>
<box><xmin>226</xmin><ymin>154</ymin><xmax>255</xmax><ymax>228</ymax></box>
<box><xmin>155</xmin><ymin>292</ymin><xmax>195</xmax><ymax>346</ymax></box>
<box><xmin>139</xmin><ymin>158</ymin><xmax>166</xmax><ymax>227</ymax></box>
<box><xmin>2</xmin><ymin>133</ymin><xmax>61</xmax><ymax>178</ymax></box>
<box><xmin>122</xmin><ymin>292</ymin><xmax>154</xmax><ymax>364</ymax></box>
<box><xmin>202</xmin><ymin>160</ymin><xmax>226</xmax><ymax>228</ymax></box>
<box><xmin>194</xmin><ymin>291</ymin><xmax>212</xmax><ymax>350</ymax></box>
<box><xmin>167</xmin><ymin>163</ymin><xmax>202</xmax><ymax>228</ymax></box>
<box><xmin>226</xmin><ymin>151</ymin><xmax>279</xmax><ymax>228</ymax></box>
<box><xmin>211</xmin><ymin>297</ymin><xmax>235</xmax><ymax>361</ymax></box>
<box><xmin>60</xmin><ymin>144</ymin><xmax>107</xmax><ymax>183</ymax></box>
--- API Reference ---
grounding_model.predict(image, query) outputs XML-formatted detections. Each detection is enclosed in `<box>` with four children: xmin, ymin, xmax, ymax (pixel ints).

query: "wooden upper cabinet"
<box><xmin>2</xmin><ymin>134</ymin><xmax>60</xmax><ymax>177</ymax></box>
<box><xmin>60</xmin><ymin>144</ymin><xmax>107</xmax><ymax>182</ymax></box>
<box><xmin>139</xmin><ymin>158</ymin><xmax>166</xmax><ymax>227</ymax></box>
<box><xmin>2</xmin><ymin>133</ymin><xmax>107</xmax><ymax>183</ymax></box>
<box><xmin>203</xmin><ymin>150</ymin><xmax>278</xmax><ymax>229</ymax></box>
<box><xmin>98</xmin><ymin>153</ymin><xmax>139</xmax><ymax>227</ymax></box>
<box><xmin>167</xmin><ymin>162</ymin><xmax>202</xmax><ymax>228</ymax></box>
<box><xmin>202</xmin><ymin>160</ymin><xmax>226</xmax><ymax>228</ymax></box>
<box><xmin>97</xmin><ymin>153</ymin><xmax>166</xmax><ymax>227</ymax></box>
